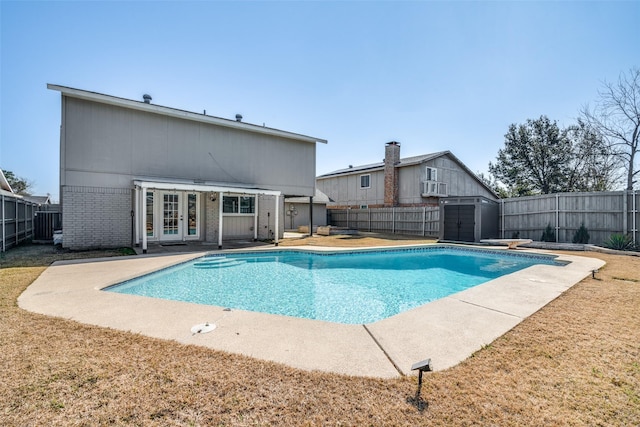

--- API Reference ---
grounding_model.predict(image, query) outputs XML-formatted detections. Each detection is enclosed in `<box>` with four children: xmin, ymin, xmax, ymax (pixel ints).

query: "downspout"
<box><xmin>274</xmin><ymin>194</ymin><xmax>280</xmax><ymax>246</ymax></box>
<box><xmin>141</xmin><ymin>187</ymin><xmax>147</xmax><ymax>254</ymax></box>
<box><xmin>218</xmin><ymin>191</ymin><xmax>223</xmax><ymax>249</ymax></box>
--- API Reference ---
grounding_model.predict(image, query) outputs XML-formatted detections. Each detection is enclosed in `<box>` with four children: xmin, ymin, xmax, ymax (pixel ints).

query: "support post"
<box><xmin>141</xmin><ymin>187</ymin><xmax>147</xmax><ymax>254</ymax></box>
<box><xmin>254</xmin><ymin>195</ymin><xmax>259</xmax><ymax>241</ymax></box>
<box><xmin>218</xmin><ymin>191</ymin><xmax>223</xmax><ymax>249</ymax></box>
<box><xmin>134</xmin><ymin>187</ymin><xmax>140</xmax><ymax>245</ymax></box>
<box><xmin>308</xmin><ymin>195</ymin><xmax>313</xmax><ymax>237</ymax></box>
<box><xmin>274</xmin><ymin>194</ymin><xmax>280</xmax><ymax>246</ymax></box>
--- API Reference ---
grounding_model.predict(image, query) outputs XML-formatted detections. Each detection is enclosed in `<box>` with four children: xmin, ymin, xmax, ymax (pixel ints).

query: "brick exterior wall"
<box><xmin>62</xmin><ymin>186</ymin><xmax>132</xmax><ymax>250</ymax></box>
<box><xmin>383</xmin><ymin>141</ymin><xmax>400</xmax><ymax>207</ymax></box>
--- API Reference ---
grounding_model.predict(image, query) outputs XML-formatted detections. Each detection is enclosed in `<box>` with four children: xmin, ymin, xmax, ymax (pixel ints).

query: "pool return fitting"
<box><xmin>190</xmin><ymin>308</ymin><xmax>232</xmax><ymax>335</ymax></box>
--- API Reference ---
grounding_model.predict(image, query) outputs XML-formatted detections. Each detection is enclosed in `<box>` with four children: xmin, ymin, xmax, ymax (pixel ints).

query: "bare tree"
<box><xmin>565</xmin><ymin>120</ymin><xmax>622</xmax><ymax>192</ymax></box>
<box><xmin>581</xmin><ymin>67</ymin><xmax>640</xmax><ymax>191</ymax></box>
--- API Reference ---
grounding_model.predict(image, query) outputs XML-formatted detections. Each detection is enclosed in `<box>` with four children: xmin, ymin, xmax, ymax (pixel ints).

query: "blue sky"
<box><xmin>1</xmin><ymin>1</ymin><xmax>638</xmax><ymax>201</ymax></box>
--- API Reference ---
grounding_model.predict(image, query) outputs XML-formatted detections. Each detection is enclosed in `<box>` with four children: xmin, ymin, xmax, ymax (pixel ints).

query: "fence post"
<box><xmin>633</xmin><ymin>190</ymin><xmax>637</xmax><ymax>245</ymax></box>
<box><xmin>1</xmin><ymin>194</ymin><xmax>5</xmax><ymax>252</ymax></box>
<box><xmin>368</xmin><ymin>208</ymin><xmax>371</xmax><ymax>232</ymax></box>
<box><xmin>392</xmin><ymin>207</ymin><xmax>395</xmax><ymax>234</ymax></box>
<box><xmin>501</xmin><ymin>199</ymin><xmax>505</xmax><ymax>239</ymax></box>
<box><xmin>623</xmin><ymin>190</ymin><xmax>628</xmax><ymax>236</ymax></box>
<box><xmin>346</xmin><ymin>208</ymin><xmax>349</xmax><ymax>229</ymax></box>
<box><xmin>15</xmin><ymin>197</ymin><xmax>18</xmax><ymax>246</ymax></box>
<box><xmin>555</xmin><ymin>194</ymin><xmax>559</xmax><ymax>242</ymax></box>
<box><xmin>422</xmin><ymin>206</ymin><xmax>426</xmax><ymax>236</ymax></box>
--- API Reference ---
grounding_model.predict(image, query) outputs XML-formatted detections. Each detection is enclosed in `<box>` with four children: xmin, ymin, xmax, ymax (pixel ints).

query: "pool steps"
<box><xmin>193</xmin><ymin>257</ymin><xmax>246</xmax><ymax>269</ymax></box>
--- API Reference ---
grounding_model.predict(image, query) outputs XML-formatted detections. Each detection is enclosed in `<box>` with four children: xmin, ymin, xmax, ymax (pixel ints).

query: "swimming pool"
<box><xmin>106</xmin><ymin>247</ymin><xmax>562</xmax><ymax>324</ymax></box>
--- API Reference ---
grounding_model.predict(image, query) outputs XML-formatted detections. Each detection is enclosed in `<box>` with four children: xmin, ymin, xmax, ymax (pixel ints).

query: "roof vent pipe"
<box><xmin>235</xmin><ymin>114</ymin><xmax>243</xmax><ymax>122</ymax></box>
<box><xmin>143</xmin><ymin>94</ymin><xmax>152</xmax><ymax>104</ymax></box>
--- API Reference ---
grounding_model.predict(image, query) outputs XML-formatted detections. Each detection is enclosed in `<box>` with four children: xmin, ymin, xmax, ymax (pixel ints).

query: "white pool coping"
<box><xmin>18</xmin><ymin>244</ymin><xmax>605</xmax><ymax>379</ymax></box>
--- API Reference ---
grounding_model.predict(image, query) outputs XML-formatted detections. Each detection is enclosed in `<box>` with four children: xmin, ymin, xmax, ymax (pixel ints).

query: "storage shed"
<box><xmin>439</xmin><ymin>196</ymin><xmax>499</xmax><ymax>243</ymax></box>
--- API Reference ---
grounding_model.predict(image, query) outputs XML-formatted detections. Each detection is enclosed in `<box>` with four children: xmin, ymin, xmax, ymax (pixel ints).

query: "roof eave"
<box><xmin>47</xmin><ymin>84</ymin><xmax>327</xmax><ymax>145</ymax></box>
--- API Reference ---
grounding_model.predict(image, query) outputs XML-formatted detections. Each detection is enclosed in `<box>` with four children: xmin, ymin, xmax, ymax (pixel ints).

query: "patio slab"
<box><xmin>18</xmin><ymin>245</ymin><xmax>604</xmax><ymax>378</ymax></box>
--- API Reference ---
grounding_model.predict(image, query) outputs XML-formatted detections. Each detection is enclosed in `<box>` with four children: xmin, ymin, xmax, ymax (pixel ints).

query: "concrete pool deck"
<box><xmin>18</xmin><ymin>245</ymin><xmax>604</xmax><ymax>379</ymax></box>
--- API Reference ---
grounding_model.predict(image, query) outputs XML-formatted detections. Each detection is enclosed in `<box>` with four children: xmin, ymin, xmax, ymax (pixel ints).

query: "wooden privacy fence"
<box><xmin>34</xmin><ymin>207</ymin><xmax>62</xmax><ymax>241</ymax></box>
<box><xmin>1</xmin><ymin>194</ymin><xmax>37</xmax><ymax>252</ymax></box>
<box><xmin>500</xmin><ymin>191</ymin><xmax>640</xmax><ymax>246</ymax></box>
<box><xmin>327</xmin><ymin>206</ymin><xmax>440</xmax><ymax>237</ymax></box>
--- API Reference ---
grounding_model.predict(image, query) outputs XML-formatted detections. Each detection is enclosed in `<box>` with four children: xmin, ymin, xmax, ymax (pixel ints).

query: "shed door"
<box><xmin>443</xmin><ymin>205</ymin><xmax>475</xmax><ymax>242</ymax></box>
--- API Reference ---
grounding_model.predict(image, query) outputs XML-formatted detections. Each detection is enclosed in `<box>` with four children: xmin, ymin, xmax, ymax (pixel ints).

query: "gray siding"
<box><xmin>318</xmin><ymin>153</ymin><xmax>495</xmax><ymax>207</ymax></box>
<box><xmin>62</xmin><ymin>97</ymin><xmax>316</xmax><ymax>196</ymax></box>
<box><xmin>58</xmin><ymin>95</ymin><xmax>314</xmax><ymax>249</ymax></box>
<box><xmin>316</xmin><ymin>169</ymin><xmax>385</xmax><ymax>207</ymax></box>
<box><xmin>285</xmin><ymin>202</ymin><xmax>327</xmax><ymax>229</ymax></box>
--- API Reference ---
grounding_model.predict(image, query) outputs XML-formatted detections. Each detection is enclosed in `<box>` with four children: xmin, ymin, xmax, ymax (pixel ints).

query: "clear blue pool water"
<box><xmin>105</xmin><ymin>247</ymin><xmax>561</xmax><ymax>324</ymax></box>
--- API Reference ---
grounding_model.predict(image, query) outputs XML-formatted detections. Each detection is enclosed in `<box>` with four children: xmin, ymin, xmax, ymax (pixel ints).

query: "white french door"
<box><xmin>161</xmin><ymin>192</ymin><xmax>183</xmax><ymax>241</ymax></box>
<box><xmin>155</xmin><ymin>191</ymin><xmax>200</xmax><ymax>241</ymax></box>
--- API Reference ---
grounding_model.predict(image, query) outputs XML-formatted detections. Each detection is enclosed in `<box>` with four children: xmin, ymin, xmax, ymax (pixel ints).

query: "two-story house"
<box><xmin>48</xmin><ymin>85</ymin><xmax>326</xmax><ymax>251</ymax></box>
<box><xmin>316</xmin><ymin>141</ymin><xmax>497</xmax><ymax>209</ymax></box>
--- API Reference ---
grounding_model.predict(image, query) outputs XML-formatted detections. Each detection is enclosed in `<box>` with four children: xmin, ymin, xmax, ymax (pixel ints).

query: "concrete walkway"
<box><xmin>18</xmin><ymin>245</ymin><xmax>604</xmax><ymax>378</ymax></box>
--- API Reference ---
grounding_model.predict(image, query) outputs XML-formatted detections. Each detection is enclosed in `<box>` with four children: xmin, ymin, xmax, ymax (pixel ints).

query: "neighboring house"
<box><xmin>284</xmin><ymin>188</ymin><xmax>330</xmax><ymax>231</ymax></box>
<box><xmin>316</xmin><ymin>141</ymin><xmax>498</xmax><ymax>208</ymax></box>
<box><xmin>48</xmin><ymin>84</ymin><xmax>326</xmax><ymax>251</ymax></box>
<box><xmin>0</xmin><ymin>169</ymin><xmax>14</xmax><ymax>195</ymax></box>
<box><xmin>23</xmin><ymin>195</ymin><xmax>52</xmax><ymax>207</ymax></box>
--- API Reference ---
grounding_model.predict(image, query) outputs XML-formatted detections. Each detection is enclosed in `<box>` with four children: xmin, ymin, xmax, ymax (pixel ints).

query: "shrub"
<box><xmin>604</xmin><ymin>234</ymin><xmax>635</xmax><ymax>251</ymax></box>
<box><xmin>572</xmin><ymin>223</ymin><xmax>590</xmax><ymax>244</ymax></box>
<box><xmin>541</xmin><ymin>223</ymin><xmax>556</xmax><ymax>242</ymax></box>
<box><xmin>511</xmin><ymin>231</ymin><xmax>520</xmax><ymax>239</ymax></box>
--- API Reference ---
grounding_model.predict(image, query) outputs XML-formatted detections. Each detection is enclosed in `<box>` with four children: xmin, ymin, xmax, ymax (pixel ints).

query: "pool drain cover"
<box><xmin>191</xmin><ymin>322</ymin><xmax>216</xmax><ymax>334</ymax></box>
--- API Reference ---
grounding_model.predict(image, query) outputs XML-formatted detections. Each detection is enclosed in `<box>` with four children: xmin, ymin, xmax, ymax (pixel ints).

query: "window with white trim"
<box><xmin>223</xmin><ymin>195</ymin><xmax>255</xmax><ymax>214</ymax></box>
<box><xmin>426</xmin><ymin>167</ymin><xmax>438</xmax><ymax>181</ymax></box>
<box><xmin>360</xmin><ymin>174</ymin><xmax>371</xmax><ymax>189</ymax></box>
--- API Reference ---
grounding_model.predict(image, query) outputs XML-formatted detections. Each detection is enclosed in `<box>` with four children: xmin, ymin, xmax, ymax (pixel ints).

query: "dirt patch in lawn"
<box><xmin>1</xmin><ymin>240</ymin><xmax>638</xmax><ymax>426</ymax></box>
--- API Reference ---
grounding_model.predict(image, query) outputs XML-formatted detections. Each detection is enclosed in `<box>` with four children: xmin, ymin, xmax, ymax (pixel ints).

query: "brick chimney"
<box><xmin>384</xmin><ymin>141</ymin><xmax>400</xmax><ymax>207</ymax></box>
